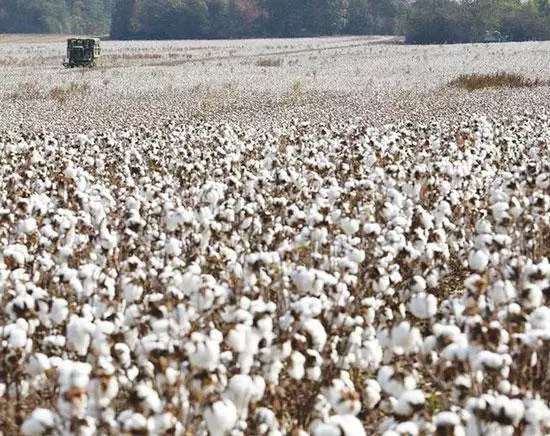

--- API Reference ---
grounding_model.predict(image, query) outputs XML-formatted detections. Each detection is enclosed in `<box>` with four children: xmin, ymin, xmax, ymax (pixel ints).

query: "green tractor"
<box><xmin>63</xmin><ymin>38</ymin><xmax>101</xmax><ymax>68</ymax></box>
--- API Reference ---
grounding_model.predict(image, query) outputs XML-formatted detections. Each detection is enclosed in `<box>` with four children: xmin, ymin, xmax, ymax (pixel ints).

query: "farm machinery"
<box><xmin>63</xmin><ymin>38</ymin><xmax>101</xmax><ymax>68</ymax></box>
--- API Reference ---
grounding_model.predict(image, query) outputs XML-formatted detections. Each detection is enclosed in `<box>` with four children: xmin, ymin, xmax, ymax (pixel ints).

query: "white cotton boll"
<box><xmin>292</xmin><ymin>268</ymin><xmax>316</xmax><ymax>294</ymax></box>
<box><xmin>289</xmin><ymin>351</ymin><xmax>306</xmax><ymax>380</ymax></box>
<box><xmin>227</xmin><ymin>325</ymin><xmax>247</xmax><ymax>353</ymax></box>
<box><xmin>66</xmin><ymin>316</ymin><xmax>95</xmax><ymax>356</ymax></box>
<box><xmin>347</xmin><ymin>249</ymin><xmax>365</xmax><ymax>264</ymax></box>
<box><xmin>364</xmin><ymin>379</ymin><xmax>381</xmax><ymax>410</ymax></box>
<box><xmin>525</xmin><ymin>399</ymin><xmax>550</xmax><ymax>432</ymax></box>
<box><xmin>123</xmin><ymin>281</ymin><xmax>143</xmax><ymax>304</ymax></box>
<box><xmin>188</xmin><ymin>335</ymin><xmax>220</xmax><ymax>371</ymax></box>
<box><xmin>325</xmin><ymin>378</ymin><xmax>361</xmax><ymax>415</ymax></box>
<box><xmin>530</xmin><ymin>306</ymin><xmax>550</xmax><ymax>331</ymax></box>
<box><xmin>3</xmin><ymin>244</ymin><xmax>28</xmax><ymax>266</ymax></box>
<box><xmin>363</xmin><ymin>222</ymin><xmax>381</xmax><ymax>235</ymax></box>
<box><xmin>224</xmin><ymin>374</ymin><xmax>264</xmax><ymax>418</ymax></box>
<box><xmin>147</xmin><ymin>413</ymin><xmax>175</xmax><ymax>434</ymax></box>
<box><xmin>377</xmin><ymin>366</ymin><xmax>417</xmax><ymax>398</ymax></box>
<box><xmin>8</xmin><ymin>324</ymin><xmax>28</xmax><ymax>348</ymax></box>
<box><xmin>204</xmin><ymin>398</ymin><xmax>238</xmax><ymax>436</ymax></box>
<box><xmin>410</xmin><ymin>276</ymin><xmax>426</xmax><ymax>293</ymax></box>
<box><xmin>409</xmin><ymin>293</ymin><xmax>438</xmax><ymax>319</ymax></box>
<box><xmin>391</xmin><ymin>321</ymin><xmax>421</xmax><ymax>354</ymax></box>
<box><xmin>469</xmin><ymin>250</ymin><xmax>489</xmax><ymax>272</ymax></box>
<box><xmin>394</xmin><ymin>390</ymin><xmax>425</xmax><ymax>418</ymax></box>
<box><xmin>26</xmin><ymin>353</ymin><xmax>51</xmax><ymax>377</ymax></box>
<box><xmin>136</xmin><ymin>384</ymin><xmax>163</xmax><ymax>413</ymax></box>
<box><xmin>489</xmin><ymin>281</ymin><xmax>516</xmax><ymax>306</ymax></box>
<box><xmin>50</xmin><ymin>298</ymin><xmax>69</xmax><ymax>325</ymax></box>
<box><xmin>522</xmin><ymin>284</ymin><xmax>543</xmax><ymax>310</ymax></box>
<box><xmin>312</xmin><ymin>415</ymin><xmax>366</xmax><ymax>436</ymax></box>
<box><xmin>303</xmin><ymin>318</ymin><xmax>327</xmax><ymax>350</ymax></box>
<box><xmin>340</xmin><ymin>218</ymin><xmax>360</xmax><ymax>236</ymax></box>
<box><xmin>358</xmin><ymin>338</ymin><xmax>383</xmax><ymax>371</ymax></box>
<box><xmin>21</xmin><ymin>408</ymin><xmax>59</xmax><ymax>436</ymax></box>
<box><xmin>17</xmin><ymin>218</ymin><xmax>37</xmax><ymax>235</ymax></box>
<box><xmin>165</xmin><ymin>238</ymin><xmax>182</xmax><ymax>257</ymax></box>
<box><xmin>490</xmin><ymin>395</ymin><xmax>524</xmax><ymax>426</ymax></box>
<box><xmin>120</xmin><ymin>412</ymin><xmax>148</xmax><ymax>432</ymax></box>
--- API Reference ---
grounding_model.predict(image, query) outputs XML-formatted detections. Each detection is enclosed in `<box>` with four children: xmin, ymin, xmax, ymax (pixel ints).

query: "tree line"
<box><xmin>110</xmin><ymin>0</ymin><xmax>404</xmax><ymax>39</ymax></box>
<box><xmin>1</xmin><ymin>0</ymin><xmax>550</xmax><ymax>43</ymax></box>
<box><xmin>0</xmin><ymin>0</ymin><xmax>112</xmax><ymax>35</ymax></box>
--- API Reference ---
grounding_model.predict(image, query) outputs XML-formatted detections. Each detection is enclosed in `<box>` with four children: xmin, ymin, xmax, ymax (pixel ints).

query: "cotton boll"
<box><xmin>135</xmin><ymin>383</ymin><xmax>163</xmax><ymax>414</ymax></box>
<box><xmin>289</xmin><ymin>351</ymin><xmax>306</xmax><ymax>380</ymax></box>
<box><xmin>66</xmin><ymin>315</ymin><xmax>95</xmax><ymax>356</ymax></box>
<box><xmin>489</xmin><ymin>281</ymin><xmax>516</xmax><ymax>306</ymax></box>
<box><xmin>302</xmin><ymin>318</ymin><xmax>327</xmax><ymax>350</ymax></box>
<box><xmin>434</xmin><ymin>411</ymin><xmax>465</xmax><ymax>436</ymax></box>
<box><xmin>8</xmin><ymin>324</ymin><xmax>28</xmax><ymax>348</ymax></box>
<box><xmin>325</xmin><ymin>377</ymin><xmax>361</xmax><ymax>415</ymax></box>
<box><xmin>521</xmin><ymin>284</ymin><xmax>543</xmax><ymax>310</ymax></box>
<box><xmin>364</xmin><ymin>379</ymin><xmax>381</xmax><ymax>410</ymax></box>
<box><xmin>312</xmin><ymin>414</ymin><xmax>366</xmax><ymax>436</ymax></box>
<box><xmin>530</xmin><ymin>306</ymin><xmax>550</xmax><ymax>330</ymax></box>
<box><xmin>340</xmin><ymin>218</ymin><xmax>360</xmax><ymax>236</ymax></box>
<box><xmin>204</xmin><ymin>398</ymin><xmax>238</xmax><ymax>436</ymax></box>
<box><xmin>469</xmin><ymin>250</ymin><xmax>489</xmax><ymax>272</ymax></box>
<box><xmin>26</xmin><ymin>353</ymin><xmax>51</xmax><ymax>378</ymax></box>
<box><xmin>393</xmin><ymin>390</ymin><xmax>425</xmax><ymax>419</ymax></box>
<box><xmin>409</xmin><ymin>293</ymin><xmax>438</xmax><ymax>319</ymax></box>
<box><xmin>50</xmin><ymin>298</ymin><xmax>69</xmax><ymax>325</ymax></box>
<box><xmin>391</xmin><ymin>321</ymin><xmax>422</xmax><ymax>354</ymax></box>
<box><xmin>17</xmin><ymin>218</ymin><xmax>37</xmax><ymax>235</ymax></box>
<box><xmin>377</xmin><ymin>366</ymin><xmax>417</xmax><ymax>398</ymax></box>
<box><xmin>21</xmin><ymin>408</ymin><xmax>60</xmax><ymax>436</ymax></box>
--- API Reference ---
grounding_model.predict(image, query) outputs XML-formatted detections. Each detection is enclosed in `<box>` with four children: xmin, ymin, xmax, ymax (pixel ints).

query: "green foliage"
<box><xmin>404</xmin><ymin>0</ymin><xmax>550</xmax><ymax>44</ymax></box>
<box><xmin>0</xmin><ymin>0</ymin><xmax>112</xmax><ymax>34</ymax></box>
<box><xmin>4</xmin><ymin>0</ymin><xmax>550</xmax><ymax>42</ymax></box>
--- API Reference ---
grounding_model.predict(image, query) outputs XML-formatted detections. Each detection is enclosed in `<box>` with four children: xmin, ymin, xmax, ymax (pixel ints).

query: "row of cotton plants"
<box><xmin>1</xmin><ymin>113</ymin><xmax>550</xmax><ymax>435</ymax></box>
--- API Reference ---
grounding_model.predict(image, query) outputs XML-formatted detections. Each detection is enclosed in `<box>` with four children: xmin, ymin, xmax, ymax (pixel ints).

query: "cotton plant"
<box><xmin>1</xmin><ymin>111</ymin><xmax>550</xmax><ymax>435</ymax></box>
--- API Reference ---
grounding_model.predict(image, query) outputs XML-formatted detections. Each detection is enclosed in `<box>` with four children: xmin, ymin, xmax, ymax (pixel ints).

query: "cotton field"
<box><xmin>1</xmin><ymin>36</ymin><xmax>550</xmax><ymax>435</ymax></box>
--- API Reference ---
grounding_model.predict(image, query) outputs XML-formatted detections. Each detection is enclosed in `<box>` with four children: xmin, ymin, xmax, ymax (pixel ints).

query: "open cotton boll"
<box><xmin>364</xmin><ymin>379</ymin><xmax>382</xmax><ymax>410</ymax></box>
<box><xmin>17</xmin><ymin>217</ymin><xmax>37</xmax><ymax>235</ymax></box>
<box><xmin>409</xmin><ymin>293</ymin><xmax>438</xmax><ymax>319</ymax></box>
<box><xmin>311</xmin><ymin>414</ymin><xmax>366</xmax><ymax>436</ymax></box>
<box><xmin>302</xmin><ymin>318</ymin><xmax>327</xmax><ymax>350</ymax></box>
<box><xmin>391</xmin><ymin>321</ymin><xmax>422</xmax><ymax>354</ymax></box>
<box><xmin>21</xmin><ymin>408</ymin><xmax>60</xmax><ymax>436</ymax></box>
<box><xmin>469</xmin><ymin>249</ymin><xmax>489</xmax><ymax>272</ymax></box>
<box><xmin>25</xmin><ymin>353</ymin><xmax>52</xmax><ymax>377</ymax></box>
<box><xmin>434</xmin><ymin>411</ymin><xmax>464</xmax><ymax>436</ymax></box>
<box><xmin>135</xmin><ymin>383</ymin><xmax>163</xmax><ymax>414</ymax></box>
<box><xmin>6</xmin><ymin>323</ymin><xmax>28</xmax><ymax>348</ymax></box>
<box><xmin>325</xmin><ymin>378</ymin><xmax>361</xmax><ymax>415</ymax></box>
<box><xmin>529</xmin><ymin>306</ymin><xmax>550</xmax><ymax>331</ymax></box>
<box><xmin>66</xmin><ymin>315</ymin><xmax>96</xmax><ymax>356</ymax></box>
<box><xmin>340</xmin><ymin>217</ymin><xmax>360</xmax><ymax>236</ymax></box>
<box><xmin>488</xmin><ymin>280</ymin><xmax>516</xmax><ymax>306</ymax></box>
<box><xmin>377</xmin><ymin>366</ymin><xmax>417</xmax><ymax>398</ymax></box>
<box><xmin>393</xmin><ymin>390</ymin><xmax>425</xmax><ymax>419</ymax></box>
<box><xmin>289</xmin><ymin>350</ymin><xmax>306</xmax><ymax>380</ymax></box>
<box><xmin>490</xmin><ymin>395</ymin><xmax>524</xmax><ymax>426</ymax></box>
<box><xmin>204</xmin><ymin>398</ymin><xmax>238</xmax><ymax>436</ymax></box>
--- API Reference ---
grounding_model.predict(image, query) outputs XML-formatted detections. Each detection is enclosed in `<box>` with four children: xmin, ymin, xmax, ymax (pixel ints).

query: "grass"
<box><xmin>448</xmin><ymin>72</ymin><xmax>546</xmax><ymax>91</ymax></box>
<box><xmin>50</xmin><ymin>82</ymin><xmax>90</xmax><ymax>105</ymax></box>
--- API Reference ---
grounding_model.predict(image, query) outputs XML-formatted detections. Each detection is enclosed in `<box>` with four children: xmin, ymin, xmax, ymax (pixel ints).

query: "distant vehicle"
<box><xmin>63</xmin><ymin>38</ymin><xmax>101</xmax><ymax>68</ymax></box>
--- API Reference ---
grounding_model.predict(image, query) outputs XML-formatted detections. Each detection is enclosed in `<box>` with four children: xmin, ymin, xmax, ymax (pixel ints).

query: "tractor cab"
<box><xmin>63</xmin><ymin>38</ymin><xmax>101</xmax><ymax>68</ymax></box>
